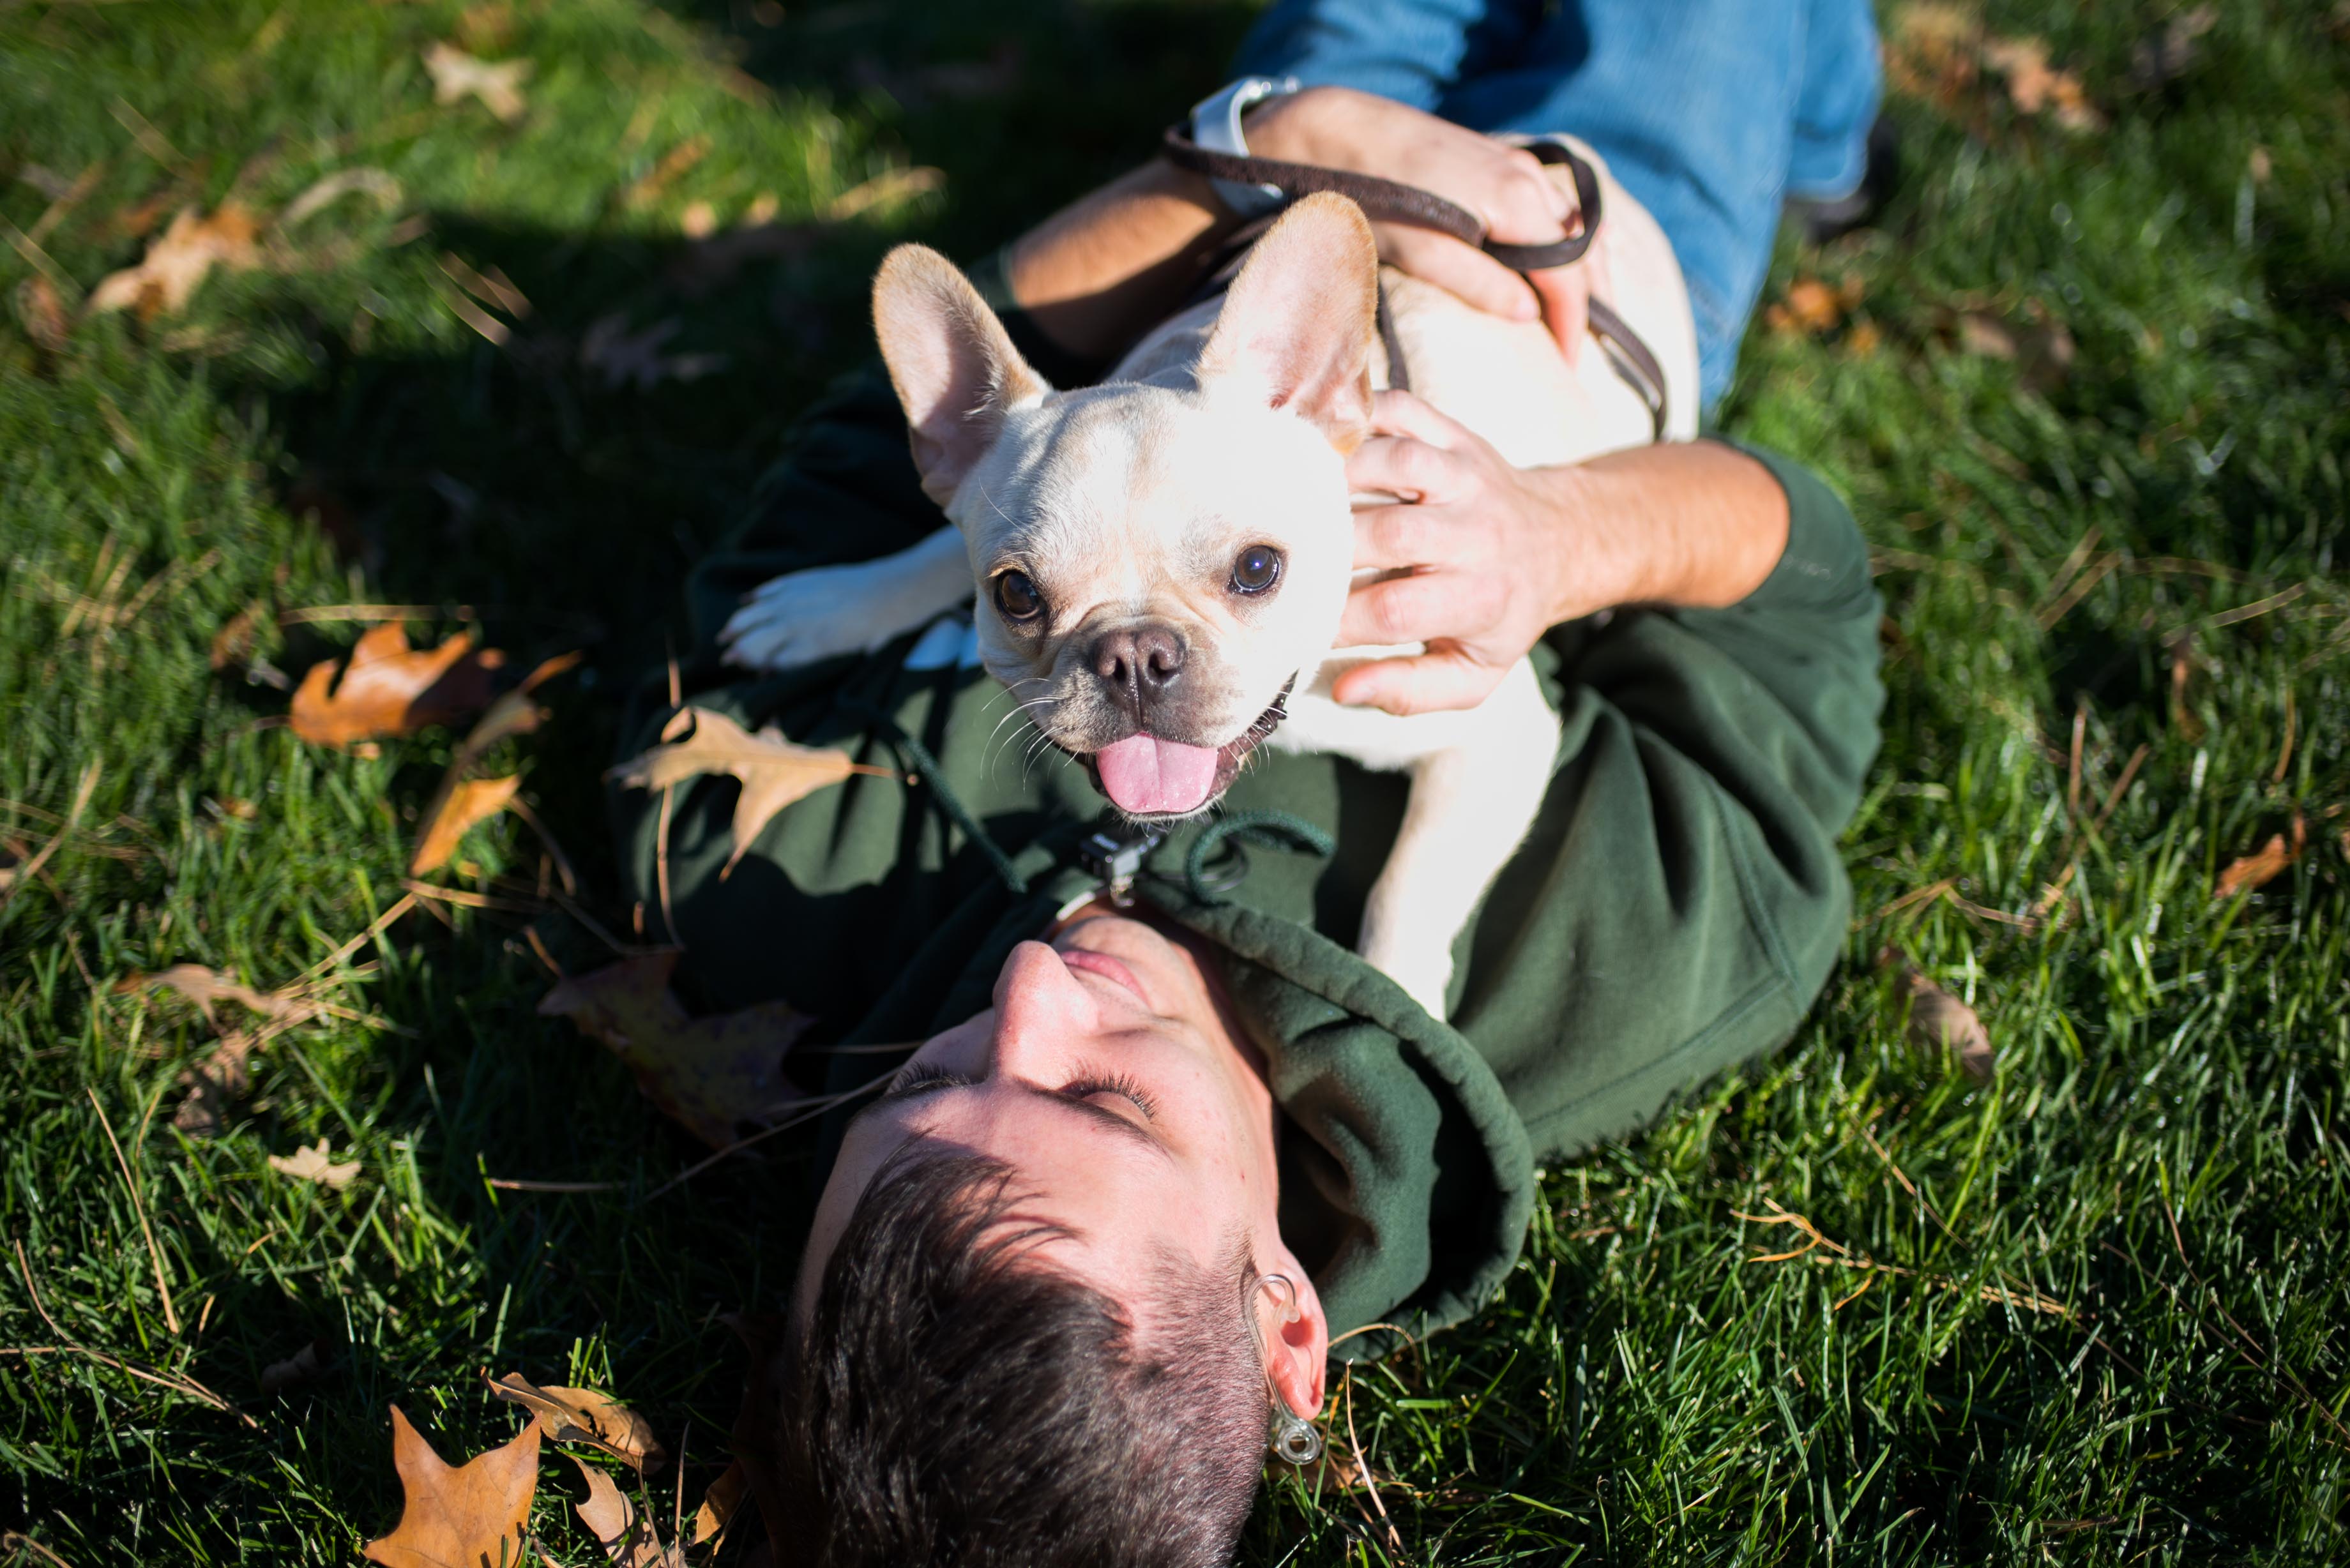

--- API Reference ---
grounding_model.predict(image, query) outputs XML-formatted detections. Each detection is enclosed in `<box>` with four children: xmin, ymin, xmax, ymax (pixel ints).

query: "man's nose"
<box><xmin>1089</xmin><ymin>622</ymin><xmax>1186</xmax><ymax>712</ymax></box>
<box><xmin>988</xmin><ymin>941</ymin><xmax>1099</xmax><ymax>1072</ymax></box>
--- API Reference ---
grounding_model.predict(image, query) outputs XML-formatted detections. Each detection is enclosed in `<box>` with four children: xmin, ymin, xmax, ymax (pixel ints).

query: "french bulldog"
<box><xmin>721</xmin><ymin>146</ymin><xmax>1698</xmax><ymax>1016</ymax></box>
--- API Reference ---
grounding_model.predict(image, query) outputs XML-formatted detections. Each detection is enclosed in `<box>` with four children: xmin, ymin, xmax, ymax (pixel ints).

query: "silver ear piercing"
<box><xmin>1259</xmin><ymin>1273</ymin><xmax>1324</xmax><ymax>1465</ymax></box>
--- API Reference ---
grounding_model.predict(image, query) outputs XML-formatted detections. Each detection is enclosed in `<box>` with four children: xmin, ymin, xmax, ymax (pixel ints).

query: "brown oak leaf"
<box><xmin>116</xmin><ymin>963</ymin><xmax>315</xmax><ymax>1025</ymax></box>
<box><xmin>1982</xmin><ymin>35</ymin><xmax>2104</xmax><ymax>132</ymax></box>
<box><xmin>487</xmin><ymin>1372</ymin><xmax>668</xmax><ymax>1473</ymax></box>
<box><xmin>609</xmin><ymin>707</ymin><xmax>887</xmax><ymax>876</ymax></box>
<box><xmin>290</xmin><ymin>622</ymin><xmax>506</xmax><ymax>747</ymax></box>
<box><xmin>260</xmin><ymin>1338</ymin><xmax>330</xmax><ymax>1396</ymax></box>
<box><xmin>363</xmin><ymin>1408</ymin><xmax>540</xmax><ymax>1568</ymax></box>
<box><xmin>87</xmin><ymin>203</ymin><xmax>264</xmax><ymax>320</ymax></box>
<box><xmin>422</xmin><ymin>41</ymin><xmax>532</xmax><ymax>122</ymax></box>
<box><xmin>2214</xmin><ymin>812</ymin><xmax>2306</xmax><ymax>899</ymax></box>
<box><xmin>537</xmin><ymin>953</ymin><xmax>810</xmax><ymax>1150</ymax></box>
<box><xmin>410</xmin><ymin>774</ymin><xmax>520</xmax><ymax>876</ymax></box>
<box><xmin>269</xmin><ymin>1139</ymin><xmax>360</xmax><ymax>1190</ymax></box>
<box><xmin>692</xmin><ymin>1460</ymin><xmax>748</xmax><ymax>1546</ymax></box>
<box><xmin>1881</xmin><ymin>949</ymin><xmax>1993</xmax><ymax>1081</ymax></box>
<box><xmin>15</xmin><ymin>275</ymin><xmax>70</xmax><ymax>352</ymax></box>
<box><xmin>568</xmin><ymin>1456</ymin><xmax>685</xmax><ymax>1567</ymax></box>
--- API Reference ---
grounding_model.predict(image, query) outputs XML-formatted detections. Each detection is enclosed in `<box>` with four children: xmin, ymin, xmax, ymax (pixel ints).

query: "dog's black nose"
<box><xmin>1091</xmin><ymin>624</ymin><xmax>1186</xmax><ymax>698</ymax></box>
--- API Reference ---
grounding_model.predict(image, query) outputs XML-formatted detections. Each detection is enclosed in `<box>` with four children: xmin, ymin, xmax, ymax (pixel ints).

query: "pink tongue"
<box><xmin>1093</xmin><ymin>734</ymin><xmax>1220</xmax><ymax>816</ymax></box>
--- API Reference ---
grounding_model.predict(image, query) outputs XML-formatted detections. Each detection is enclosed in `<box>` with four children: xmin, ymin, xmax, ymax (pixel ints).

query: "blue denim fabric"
<box><xmin>1232</xmin><ymin>0</ymin><xmax>1881</xmax><ymax>408</ymax></box>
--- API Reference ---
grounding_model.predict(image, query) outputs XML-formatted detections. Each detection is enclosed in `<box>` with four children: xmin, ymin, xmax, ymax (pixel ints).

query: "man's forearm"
<box><xmin>1003</xmin><ymin>162</ymin><xmax>1238</xmax><ymax>363</ymax></box>
<box><xmin>1540</xmin><ymin>439</ymin><xmax>1791</xmax><ymax>621</ymax></box>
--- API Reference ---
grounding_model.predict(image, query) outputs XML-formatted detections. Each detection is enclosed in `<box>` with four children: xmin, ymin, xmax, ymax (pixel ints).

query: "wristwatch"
<box><xmin>1188</xmin><ymin>75</ymin><xmax>1302</xmax><ymax>218</ymax></box>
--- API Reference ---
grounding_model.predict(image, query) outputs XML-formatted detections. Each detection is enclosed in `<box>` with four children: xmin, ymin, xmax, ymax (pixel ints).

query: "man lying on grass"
<box><xmin>612</xmin><ymin>61</ymin><xmax>1884</xmax><ymax>1568</ymax></box>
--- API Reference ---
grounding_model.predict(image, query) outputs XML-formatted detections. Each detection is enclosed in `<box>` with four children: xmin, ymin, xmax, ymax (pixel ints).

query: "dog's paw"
<box><xmin>720</xmin><ymin>561</ymin><xmax>920</xmax><ymax>671</ymax></box>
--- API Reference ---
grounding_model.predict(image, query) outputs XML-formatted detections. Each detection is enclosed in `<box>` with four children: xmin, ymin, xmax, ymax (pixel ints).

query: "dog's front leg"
<box><xmin>721</xmin><ymin>527</ymin><xmax>973</xmax><ymax>672</ymax></box>
<box><xmin>1354</xmin><ymin>659</ymin><xmax>1559</xmax><ymax>1019</ymax></box>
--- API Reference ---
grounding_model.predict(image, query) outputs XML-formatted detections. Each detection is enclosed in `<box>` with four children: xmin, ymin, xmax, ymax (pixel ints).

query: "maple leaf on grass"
<box><xmin>610</xmin><ymin>707</ymin><xmax>895</xmax><ymax>876</ymax></box>
<box><xmin>538</xmin><ymin>953</ymin><xmax>812</xmax><ymax>1150</ymax></box>
<box><xmin>363</xmin><ymin>1408</ymin><xmax>540</xmax><ymax>1568</ymax></box>
<box><xmin>86</xmin><ymin>203</ymin><xmax>264</xmax><ymax>320</ymax></box>
<box><xmin>290</xmin><ymin>622</ymin><xmax>506</xmax><ymax>747</ymax></box>
<box><xmin>410</xmin><ymin>774</ymin><xmax>520</xmax><ymax>876</ymax></box>
<box><xmin>269</xmin><ymin>1139</ymin><xmax>360</xmax><ymax>1190</ymax></box>
<box><xmin>423</xmin><ymin>41</ymin><xmax>532</xmax><ymax>122</ymax></box>
<box><xmin>487</xmin><ymin>1373</ymin><xmax>669</xmax><ymax>1473</ymax></box>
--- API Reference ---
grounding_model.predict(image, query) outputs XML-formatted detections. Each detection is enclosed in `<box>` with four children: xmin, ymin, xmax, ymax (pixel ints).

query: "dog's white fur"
<box><xmin>722</xmin><ymin>142</ymin><xmax>1697</xmax><ymax>1016</ymax></box>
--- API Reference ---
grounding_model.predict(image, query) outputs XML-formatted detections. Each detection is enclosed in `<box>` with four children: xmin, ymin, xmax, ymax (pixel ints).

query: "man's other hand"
<box><xmin>1245</xmin><ymin>86</ymin><xmax>1602</xmax><ymax>363</ymax></box>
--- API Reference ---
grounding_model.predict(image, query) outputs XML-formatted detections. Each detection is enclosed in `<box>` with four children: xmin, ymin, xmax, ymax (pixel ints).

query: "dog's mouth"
<box><xmin>1073</xmin><ymin>683</ymin><xmax>1292</xmax><ymax>821</ymax></box>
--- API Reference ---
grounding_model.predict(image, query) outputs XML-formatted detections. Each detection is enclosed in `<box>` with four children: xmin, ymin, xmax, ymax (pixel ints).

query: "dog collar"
<box><xmin>1186</xmin><ymin>75</ymin><xmax>1301</xmax><ymax>218</ymax></box>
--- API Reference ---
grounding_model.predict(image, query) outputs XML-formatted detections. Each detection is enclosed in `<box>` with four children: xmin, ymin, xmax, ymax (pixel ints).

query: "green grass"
<box><xmin>2</xmin><ymin>0</ymin><xmax>2345</xmax><ymax>1561</ymax></box>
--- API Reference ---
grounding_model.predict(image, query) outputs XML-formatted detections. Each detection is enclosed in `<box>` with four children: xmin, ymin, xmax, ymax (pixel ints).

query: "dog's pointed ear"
<box><xmin>1197</xmin><ymin>193</ymin><xmax>1379</xmax><ymax>453</ymax></box>
<box><xmin>874</xmin><ymin>245</ymin><xmax>1051</xmax><ymax>508</ymax></box>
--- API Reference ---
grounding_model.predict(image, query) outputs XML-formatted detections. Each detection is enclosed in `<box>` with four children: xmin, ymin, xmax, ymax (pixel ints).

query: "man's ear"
<box><xmin>1257</xmin><ymin>1263</ymin><xmax>1331</xmax><ymax>1419</ymax></box>
<box><xmin>1197</xmin><ymin>192</ymin><xmax>1379</xmax><ymax>454</ymax></box>
<box><xmin>872</xmin><ymin>245</ymin><xmax>1051</xmax><ymax>508</ymax></box>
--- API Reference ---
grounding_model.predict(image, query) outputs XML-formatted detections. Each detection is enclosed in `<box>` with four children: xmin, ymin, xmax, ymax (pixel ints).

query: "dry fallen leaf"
<box><xmin>261</xmin><ymin>1338</ymin><xmax>330</xmax><ymax>1396</ymax></box>
<box><xmin>2215</xmin><ymin>812</ymin><xmax>2307</xmax><ymax>899</ymax></box>
<box><xmin>692</xmin><ymin>1460</ymin><xmax>748</xmax><ymax>1547</ymax></box>
<box><xmin>174</xmin><ymin>1030</ymin><xmax>258</xmax><ymax>1136</ymax></box>
<box><xmin>209</xmin><ymin>600</ymin><xmax>269</xmax><ymax>672</ymax></box>
<box><xmin>363</xmin><ymin>1408</ymin><xmax>540</xmax><ymax>1568</ymax></box>
<box><xmin>487</xmin><ymin>1373</ymin><xmax>669</xmax><ymax>1473</ymax></box>
<box><xmin>1775</xmin><ymin>277</ymin><xmax>1844</xmax><ymax>335</ymax></box>
<box><xmin>569</xmin><ymin>1457</ymin><xmax>686</xmax><ymax>1568</ymax></box>
<box><xmin>280</xmin><ymin>167</ymin><xmax>404</xmax><ymax>229</ymax></box>
<box><xmin>718</xmin><ymin>1312</ymin><xmax>793</xmax><ymax>1562</ymax></box>
<box><xmin>1952</xmin><ymin>306</ymin><xmax>2075</xmax><ymax>392</ymax></box>
<box><xmin>15</xmin><ymin>275</ymin><xmax>70</xmax><ymax>352</ymax></box>
<box><xmin>1982</xmin><ymin>34</ymin><xmax>2104</xmax><ymax>132</ymax></box>
<box><xmin>1884</xmin><ymin>1</ymin><xmax>1980</xmax><ymax>106</ymax></box>
<box><xmin>269</xmin><ymin>1139</ymin><xmax>361</xmax><ymax>1190</ymax></box>
<box><xmin>538</xmin><ymin>953</ymin><xmax>811</xmax><ymax>1150</ymax></box>
<box><xmin>422</xmin><ymin>41</ymin><xmax>532</xmax><ymax>122</ymax></box>
<box><xmin>117</xmin><ymin>963</ymin><xmax>314</xmax><ymax>1025</ymax></box>
<box><xmin>411</xmin><ymin>774</ymin><xmax>520</xmax><ymax>876</ymax></box>
<box><xmin>610</xmin><ymin>707</ymin><xmax>884</xmax><ymax>875</ymax></box>
<box><xmin>87</xmin><ymin>203</ymin><xmax>264</xmax><ymax>319</ymax></box>
<box><xmin>290</xmin><ymin>622</ymin><xmax>506</xmax><ymax>747</ymax></box>
<box><xmin>579</xmin><ymin>314</ymin><xmax>727</xmax><ymax>391</ymax></box>
<box><xmin>2130</xmin><ymin>3</ymin><xmax>2218</xmax><ymax>91</ymax></box>
<box><xmin>1881</xmin><ymin>949</ymin><xmax>1993</xmax><ymax>1081</ymax></box>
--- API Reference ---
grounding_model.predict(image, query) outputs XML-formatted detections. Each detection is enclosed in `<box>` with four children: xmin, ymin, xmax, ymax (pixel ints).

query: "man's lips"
<box><xmin>1058</xmin><ymin>946</ymin><xmax>1150</xmax><ymax>1007</ymax></box>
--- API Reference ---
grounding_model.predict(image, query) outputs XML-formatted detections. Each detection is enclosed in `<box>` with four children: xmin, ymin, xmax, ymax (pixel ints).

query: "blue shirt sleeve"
<box><xmin>1230</xmin><ymin>0</ymin><xmax>1543</xmax><ymax>114</ymax></box>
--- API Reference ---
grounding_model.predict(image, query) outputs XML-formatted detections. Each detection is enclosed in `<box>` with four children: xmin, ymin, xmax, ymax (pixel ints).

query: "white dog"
<box><xmin>720</xmin><ymin>149</ymin><xmax>1697</xmax><ymax>1016</ymax></box>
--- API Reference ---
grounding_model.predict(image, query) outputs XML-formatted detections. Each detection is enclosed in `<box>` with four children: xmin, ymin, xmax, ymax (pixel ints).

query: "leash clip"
<box><xmin>1078</xmin><ymin>825</ymin><xmax>1165</xmax><ymax>908</ymax></box>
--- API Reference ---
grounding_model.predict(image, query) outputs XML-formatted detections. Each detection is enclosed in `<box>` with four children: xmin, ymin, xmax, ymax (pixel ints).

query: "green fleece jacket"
<box><xmin>614</xmin><ymin>326</ymin><xmax>1883</xmax><ymax>1348</ymax></box>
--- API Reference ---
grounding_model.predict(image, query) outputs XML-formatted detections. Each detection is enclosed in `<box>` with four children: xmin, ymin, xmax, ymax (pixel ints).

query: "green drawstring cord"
<box><xmin>1181</xmin><ymin>810</ymin><xmax>1335</xmax><ymax>906</ymax></box>
<box><xmin>845</xmin><ymin>700</ymin><xmax>1029</xmax><ymax>895</ymax></box>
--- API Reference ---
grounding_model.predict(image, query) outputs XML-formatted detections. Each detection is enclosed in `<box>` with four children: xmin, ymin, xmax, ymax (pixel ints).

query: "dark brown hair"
<box><xmin>778</xmin><ymin>1150</ymin><xmax>1267</xmax><ymax>1567</ymax></box>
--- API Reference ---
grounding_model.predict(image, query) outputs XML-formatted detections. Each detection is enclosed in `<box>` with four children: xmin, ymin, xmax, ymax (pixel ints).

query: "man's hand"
<box><xmin>1337</xmin><ymin>392</ymin><xmax>1595</xmax><ymax>713</ymax></box>
<box><xmin>1337</xmin><ymin>392</ymin><xmax>1793</xmax><ymax>716</ymax></box>
<box><xmin>1245</xmin><ymin>86</ymin><xmax>1603</xmax><ymax>363</ymax></box>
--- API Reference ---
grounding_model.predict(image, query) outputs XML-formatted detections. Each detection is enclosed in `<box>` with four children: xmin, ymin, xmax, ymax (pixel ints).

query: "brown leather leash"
<box><xmin>1162</xmin><ymin>124</ymin><xmax>1670</xmax><ymax>440</ymax></box>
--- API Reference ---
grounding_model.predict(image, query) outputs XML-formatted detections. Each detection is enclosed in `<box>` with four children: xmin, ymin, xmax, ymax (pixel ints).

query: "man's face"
<box><xmin>794</xmin><ymin>914</ymin><xmax>1284</xmax><ymax>1327</ymax></box>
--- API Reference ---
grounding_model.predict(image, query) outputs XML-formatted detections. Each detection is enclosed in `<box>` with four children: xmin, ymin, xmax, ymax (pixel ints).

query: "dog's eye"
<box><xmin>994</xmin><ymin>570</ymin><xmax>1045</xmax><ymax>622</ymax></box>
<box><xmin>1230</xmin><ymin>546</ymin><xmax>1283</xmax><ymax>596</ymax></box>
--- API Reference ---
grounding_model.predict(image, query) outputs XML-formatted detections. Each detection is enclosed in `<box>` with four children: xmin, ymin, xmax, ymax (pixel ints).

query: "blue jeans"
<box><xmin>1232</xmin><ymin>0</ymin><xmax>1881</xmax><ymax>409</ymax></box>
